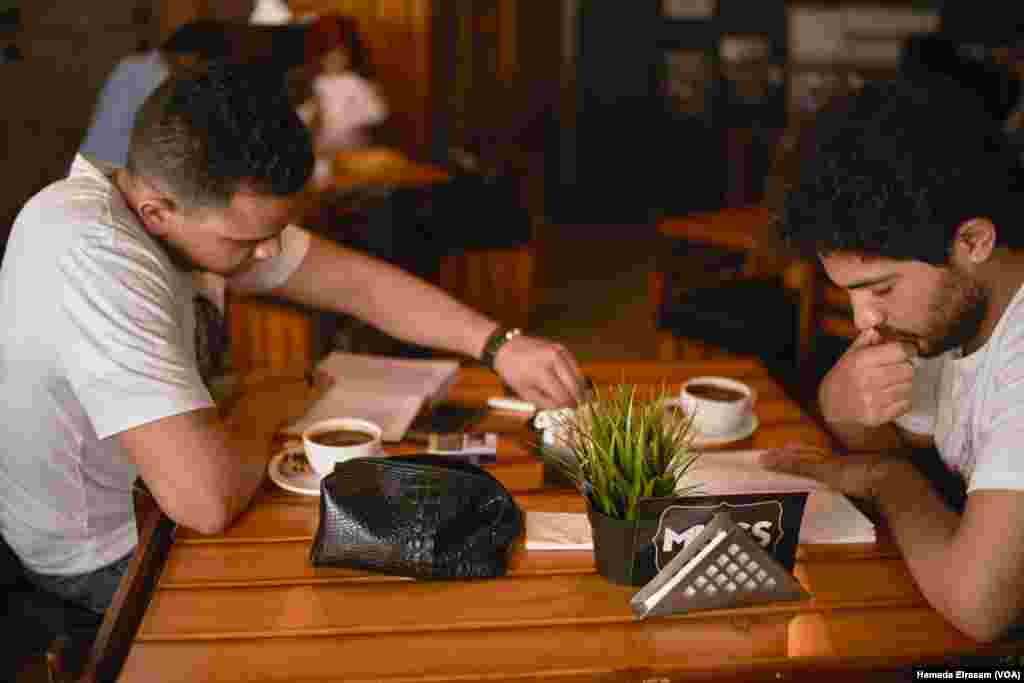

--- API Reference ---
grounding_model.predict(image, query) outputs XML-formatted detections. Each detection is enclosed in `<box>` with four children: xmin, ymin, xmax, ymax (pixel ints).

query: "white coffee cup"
<box><xmin>679</xmin><ymin>376</ymin><xmax>755</xmax><ymax>437</ymax></box>
<box><xmin>302</xmin><ymin>417</ymin><xmax>383</xmax><ymax>478</ymax></box>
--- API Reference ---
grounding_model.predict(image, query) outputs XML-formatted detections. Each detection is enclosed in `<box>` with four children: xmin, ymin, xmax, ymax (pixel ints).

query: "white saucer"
<box><xmin>661</xmin><ymin>398</ymin><xmax>759</xmax><ymax>449</ymax></box>
<box><xmin>690</xmin><ymin>412</ymin><xmax>759</xmax><ymax>448</ymax></box>
<box><xmin>267</xmin><ymin>447</ymin><xmax>323</xmax><ymax>496</ymax></box>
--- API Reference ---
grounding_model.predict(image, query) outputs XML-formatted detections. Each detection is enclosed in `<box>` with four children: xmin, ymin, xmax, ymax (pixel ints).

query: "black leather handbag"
<box><xmin>310</xmin><ymin>454</ymin><xmax>523</xmax><ymax>579</ymax></box>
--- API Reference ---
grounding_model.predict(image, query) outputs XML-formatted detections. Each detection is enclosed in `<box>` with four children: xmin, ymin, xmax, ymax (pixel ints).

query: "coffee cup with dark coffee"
<box><xmin>302</xmin><ymin>417</ymin><xmax>383</xmax><ymax>478</ymax></box>
<box><xmin>678</xmin><ymin>377</ymin><xmax>755</xmax><ymax>437</ymax></box>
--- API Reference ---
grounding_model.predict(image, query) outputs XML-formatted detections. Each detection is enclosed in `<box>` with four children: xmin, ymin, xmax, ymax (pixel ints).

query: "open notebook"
<box><xmin>282</xmin><ymin>352</ymin><xmax>459</xmax><ymax>442</ymax></box>
<box><xmin>525</xmin><ymin>450</ymin><xmax>876</xmax><ymax>550</ymax></box>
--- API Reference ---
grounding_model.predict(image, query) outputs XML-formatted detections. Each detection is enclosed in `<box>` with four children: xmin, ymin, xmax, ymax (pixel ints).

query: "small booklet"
<box><xmin>282</xmin><ymin>352</ymin><xmax>460</xmax><ymax>442</ymax></box>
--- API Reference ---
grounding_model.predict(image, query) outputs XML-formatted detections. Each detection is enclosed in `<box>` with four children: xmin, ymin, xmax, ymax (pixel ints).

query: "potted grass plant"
<box><xmin>538</xmin><ymin>384</ymin><xmax>701</xmax><ymax>585</ymax></box>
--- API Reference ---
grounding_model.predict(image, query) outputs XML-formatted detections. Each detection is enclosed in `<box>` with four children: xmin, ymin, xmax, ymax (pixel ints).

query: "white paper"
<box><xmin>800</xmin><ymin>490</ymin><xmax>876</xmax><ymax>544</ymax></box>
<box><xmin>315</xmin><ymin>352</ymin><xmax>458</xmax><ymax>399</ymax></box>
<box><xmin>679</xmin><ymin>450</ymin><xmax>875</xmax><ymax>544</ymax></box>
<box><xmin>282</xmin><ymin>352</ymin><xmax>459</xmax><ymax>442</ymax></box>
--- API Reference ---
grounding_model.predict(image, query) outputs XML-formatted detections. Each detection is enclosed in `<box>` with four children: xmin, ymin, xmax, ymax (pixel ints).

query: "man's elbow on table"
<box><xmin>120</xmin><ymin>410</ymin><xmax>253</xmax><ymax>536</ymax></box>
<box><xmin>149</xmin><ymin>478</ymin><xmax>238</xmax><ymax>536</ymax></box>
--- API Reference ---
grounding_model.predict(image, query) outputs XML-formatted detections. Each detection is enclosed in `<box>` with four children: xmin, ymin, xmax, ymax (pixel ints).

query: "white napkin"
<box><xmin>524</xmin><ymin>512</ymin><xmax>593</xmax><ymax>551</ymax></box>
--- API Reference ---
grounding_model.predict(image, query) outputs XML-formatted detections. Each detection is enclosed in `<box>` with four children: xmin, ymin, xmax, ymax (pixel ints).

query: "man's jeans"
<box><xmin>23</xmin><ymin>551</ymin><xmax>133</xmax><ymax>614</ymax></box>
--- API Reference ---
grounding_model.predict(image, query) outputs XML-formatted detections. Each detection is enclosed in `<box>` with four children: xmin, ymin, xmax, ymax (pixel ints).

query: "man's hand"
<box><xmin>492</xmin><ymin>335</ymin><xmax>586</xmax><ymax>409</ymax></box>
<box><xmin>760</xmin><ymin>444</ymin><xmax>892</xmax><ymax>501</ymax></box>
<box><xmin>819</xmin><ymin>327</ymin><xmax>918</xmax><ymax>428</ymax></box>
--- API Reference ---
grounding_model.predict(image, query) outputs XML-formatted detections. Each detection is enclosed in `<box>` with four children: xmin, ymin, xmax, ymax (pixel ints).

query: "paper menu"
<box><xmin>281</xmin><ymin>352</ymin><xmax>459</xmax><ymax>442</ymax></box>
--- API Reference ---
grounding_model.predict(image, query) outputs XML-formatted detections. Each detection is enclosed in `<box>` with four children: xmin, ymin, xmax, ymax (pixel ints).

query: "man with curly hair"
<box><xmin>0</xmin><ymin>63</ymin><xmax>585</xmax><ymax>618</ymax></box>
<box><xmin>761</xmin><ymin>74</ymin><xmax>1024</xmax><ymax>642</ymax></box>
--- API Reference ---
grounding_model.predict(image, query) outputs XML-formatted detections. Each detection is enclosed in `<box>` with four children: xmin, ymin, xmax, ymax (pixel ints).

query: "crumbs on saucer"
<box><xmin>282</xmin><ymin>450</ymin><xmax>311</xmax><ymax>475</ymax></box>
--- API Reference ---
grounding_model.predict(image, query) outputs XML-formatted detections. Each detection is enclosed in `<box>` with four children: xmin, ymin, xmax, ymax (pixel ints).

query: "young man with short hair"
<box><xmin>0</xmin><ymin>62</ymin><xmax>584</xmax><ymax>617</ymax></box>
<box><xmin>762</xmin><ymin>75</ymin><xmax>1024</xmax><ymax>642</ymax></box>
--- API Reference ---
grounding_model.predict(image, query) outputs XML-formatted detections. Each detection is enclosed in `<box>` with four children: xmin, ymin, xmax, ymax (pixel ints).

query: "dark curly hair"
<box><xmin>780</xmin><ymin>74</ymin><xmax>1023</xmax><ymax>265</ymax></box>
<box><xmin>127</xmin><ymin>60</ymin><xmax>314</xmax><ymax>210</ymax></box>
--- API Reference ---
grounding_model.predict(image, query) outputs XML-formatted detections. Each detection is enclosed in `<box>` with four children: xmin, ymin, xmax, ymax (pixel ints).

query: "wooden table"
<box><xmin>113</xmin><ymin>359</ymin><xmax>1014</xmax><ymax>682</ymax></box>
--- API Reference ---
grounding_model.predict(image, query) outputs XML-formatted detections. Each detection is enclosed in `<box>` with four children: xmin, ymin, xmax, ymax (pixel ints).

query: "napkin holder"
<box><xmin>630</xmin><ymin>511</ymin><xmax>809</xmax><ymax>618</ymax></box>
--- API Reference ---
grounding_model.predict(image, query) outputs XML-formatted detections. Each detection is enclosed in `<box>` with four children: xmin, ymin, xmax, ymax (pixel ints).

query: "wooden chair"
<box><xmin>650</xmin><ymin>205</ymin><xmax>855</xmax><ymax>392</ymax></box>
<box><xmin>73</xmin><ymin>485</ymin><xmax>177</xmax><ymax>683</ymax></box>
<box><xmin>439</xmin><ymin>244</ymin><xmax>535</xmax><ymax>330</ymax></box>
<box><xmin>227</xmin><ymin>295</ymin><xmax>317</xmax><ymax>375</ymax></box>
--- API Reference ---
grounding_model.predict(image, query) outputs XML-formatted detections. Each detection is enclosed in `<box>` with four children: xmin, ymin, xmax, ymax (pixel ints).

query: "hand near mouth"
<box><xmin>818</xmin><ymin>327</ymin><xmax>919</xmax><ymax>429</ymax></box>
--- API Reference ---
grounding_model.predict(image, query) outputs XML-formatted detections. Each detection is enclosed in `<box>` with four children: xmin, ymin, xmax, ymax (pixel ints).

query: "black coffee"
<box><xmin>686</xmin><ymin>383</ymin><xmax>745</xmax><ymax>402</ymax></box>
<box><xmin>310</xmin><ymin>429</ymin><xmax>375</xmax><ymax>447</ymax></box>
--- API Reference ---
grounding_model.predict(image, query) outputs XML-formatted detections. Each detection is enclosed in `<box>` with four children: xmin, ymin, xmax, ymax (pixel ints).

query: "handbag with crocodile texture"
<box><xmin>310</xmin><ymin>454</ymin><xmax>523</xmax><ymax>579</ymax></box>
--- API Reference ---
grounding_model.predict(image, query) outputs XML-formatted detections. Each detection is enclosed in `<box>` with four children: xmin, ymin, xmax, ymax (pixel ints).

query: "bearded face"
<box><xmin>822</xmin><ymin>253</ymin><xmax>991</xmax><ymax>358</ymax></box>
<box><xmin>911</xmin><ymin>265</ymin><xmax>989</xmax><ymax>357</ymax></box>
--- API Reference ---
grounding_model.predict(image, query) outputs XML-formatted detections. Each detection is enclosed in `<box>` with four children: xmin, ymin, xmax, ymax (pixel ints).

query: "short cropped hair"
<box><xmin>780</xmin><ymin>75</ymin><xmax>1023</xmax><ymax>265</ymax></box>
<box><xmin>127</xmin><ymin>61</ymin><xmax>314</xmax><ymax>210</ymax></box>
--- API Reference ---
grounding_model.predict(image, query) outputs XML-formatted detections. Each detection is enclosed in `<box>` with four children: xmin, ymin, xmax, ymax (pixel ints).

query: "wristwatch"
<box><xmin>480</xmin><ymin>327</ymin><xmax>522</xmax><ymax>370</ymax></box>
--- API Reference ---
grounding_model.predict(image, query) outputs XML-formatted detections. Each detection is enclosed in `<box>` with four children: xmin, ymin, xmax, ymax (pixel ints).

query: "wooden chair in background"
<box><xmin>227</xmin><ymin>296</ymin><xmax>316</xmax><ymax>376</ymax></box>
<box><xmin>650</xmin><ymin>205</ymin><xmax>855</xmax><ymax>395</ymax></box>
<box><xmin>439</xmin><ymin>244</ymin><xmax>535</xmax><ymax>331</ymax></box>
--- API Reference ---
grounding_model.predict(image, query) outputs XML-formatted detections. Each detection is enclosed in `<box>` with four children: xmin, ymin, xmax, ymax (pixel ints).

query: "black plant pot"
<box><xmin>585</xmin><ymin>502</ymin><xmax>660</xmax><ymax>586</ymax></box>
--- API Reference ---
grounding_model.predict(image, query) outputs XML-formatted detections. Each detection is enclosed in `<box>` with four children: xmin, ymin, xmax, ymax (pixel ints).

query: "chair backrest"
<box><xmin>653</xmin><ymin>205</ymin><xmax>855</xmax><ymax>381</ymax></box>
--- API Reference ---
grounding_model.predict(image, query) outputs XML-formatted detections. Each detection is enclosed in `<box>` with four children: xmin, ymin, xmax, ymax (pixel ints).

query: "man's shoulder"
<box><xmin>14</xmin><ymin>172</ymin><xmax>171</xmax><ymax>285</ymax></box>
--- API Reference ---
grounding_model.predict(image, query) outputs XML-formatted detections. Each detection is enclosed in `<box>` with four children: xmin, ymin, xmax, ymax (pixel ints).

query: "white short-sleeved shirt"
<box><xmin>895</xmin><ymin>284</ymin><xmax>1024</xmax><ymax>493</ymax></box>
<box><xmin>0</xmin><ymin>155</ymin><xmax>309</xmax><ymax>575</ymax></box>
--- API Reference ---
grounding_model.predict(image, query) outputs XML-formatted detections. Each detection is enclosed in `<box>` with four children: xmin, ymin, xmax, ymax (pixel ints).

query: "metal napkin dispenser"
<box><xmin>630</xmin><ymin>511</ymin><xmax>809</xmax><ymax>619</ymax></box>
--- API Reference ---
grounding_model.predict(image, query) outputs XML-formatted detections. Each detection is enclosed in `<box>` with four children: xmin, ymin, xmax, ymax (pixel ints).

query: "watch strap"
<box><xmin>480</xmin><ymin>327</ymin><xmax>522</xmax><ymax>370</ymax></box>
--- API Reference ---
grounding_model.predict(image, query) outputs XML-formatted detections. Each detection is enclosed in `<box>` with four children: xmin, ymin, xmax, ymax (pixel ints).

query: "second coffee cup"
<box><xmin>679</xmin><ymin>376</ymin><xmax>755</xmax><ymax>437</ymax></box>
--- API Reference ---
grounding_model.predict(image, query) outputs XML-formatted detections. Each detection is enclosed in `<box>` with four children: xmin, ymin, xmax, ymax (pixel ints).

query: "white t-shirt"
<box><xmin>895</xmin><ymin>284</ymin><xmax>1024</xmax><ymax>493</ymax></box>
<box><xmin>0</xmin><ymin>155</ymin><xmax>310</xmax><ymax>575</ymax></box>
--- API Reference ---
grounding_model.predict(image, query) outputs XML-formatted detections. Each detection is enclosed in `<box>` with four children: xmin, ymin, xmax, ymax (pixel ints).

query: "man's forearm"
<box><xmin>275</xmin><ymin>233</ymin><xmax>497</xmax><ymax>360</ymax></box>
<box><xmin>872</xmin><ymin>459</ymin><xmax>997</xmax><ymax>639</ymax></box>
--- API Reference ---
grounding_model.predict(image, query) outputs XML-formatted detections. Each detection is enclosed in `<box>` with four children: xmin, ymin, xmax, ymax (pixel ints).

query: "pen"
<box><xmin>487</xmin><ymin>397</ymin><xmax>537</xmax><ymax>414</ymax></box>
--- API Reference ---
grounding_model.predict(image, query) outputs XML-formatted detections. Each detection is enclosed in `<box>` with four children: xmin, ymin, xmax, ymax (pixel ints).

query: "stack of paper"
<box><xmin>282</xmin><ymin>352</ymin><xmax>459</xmax><ymax>442</ymax></box>
<box><xmin>524</xmin><ymin>450</ymin><xmax>875</xmax><ymax>550</ymax></box>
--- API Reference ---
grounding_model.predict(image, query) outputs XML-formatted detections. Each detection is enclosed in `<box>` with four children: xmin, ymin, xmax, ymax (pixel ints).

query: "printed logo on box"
<box><xmin>651</xmin><ymin>499</ymin><xmax>788</xmax><ymax>571</ymax></box>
